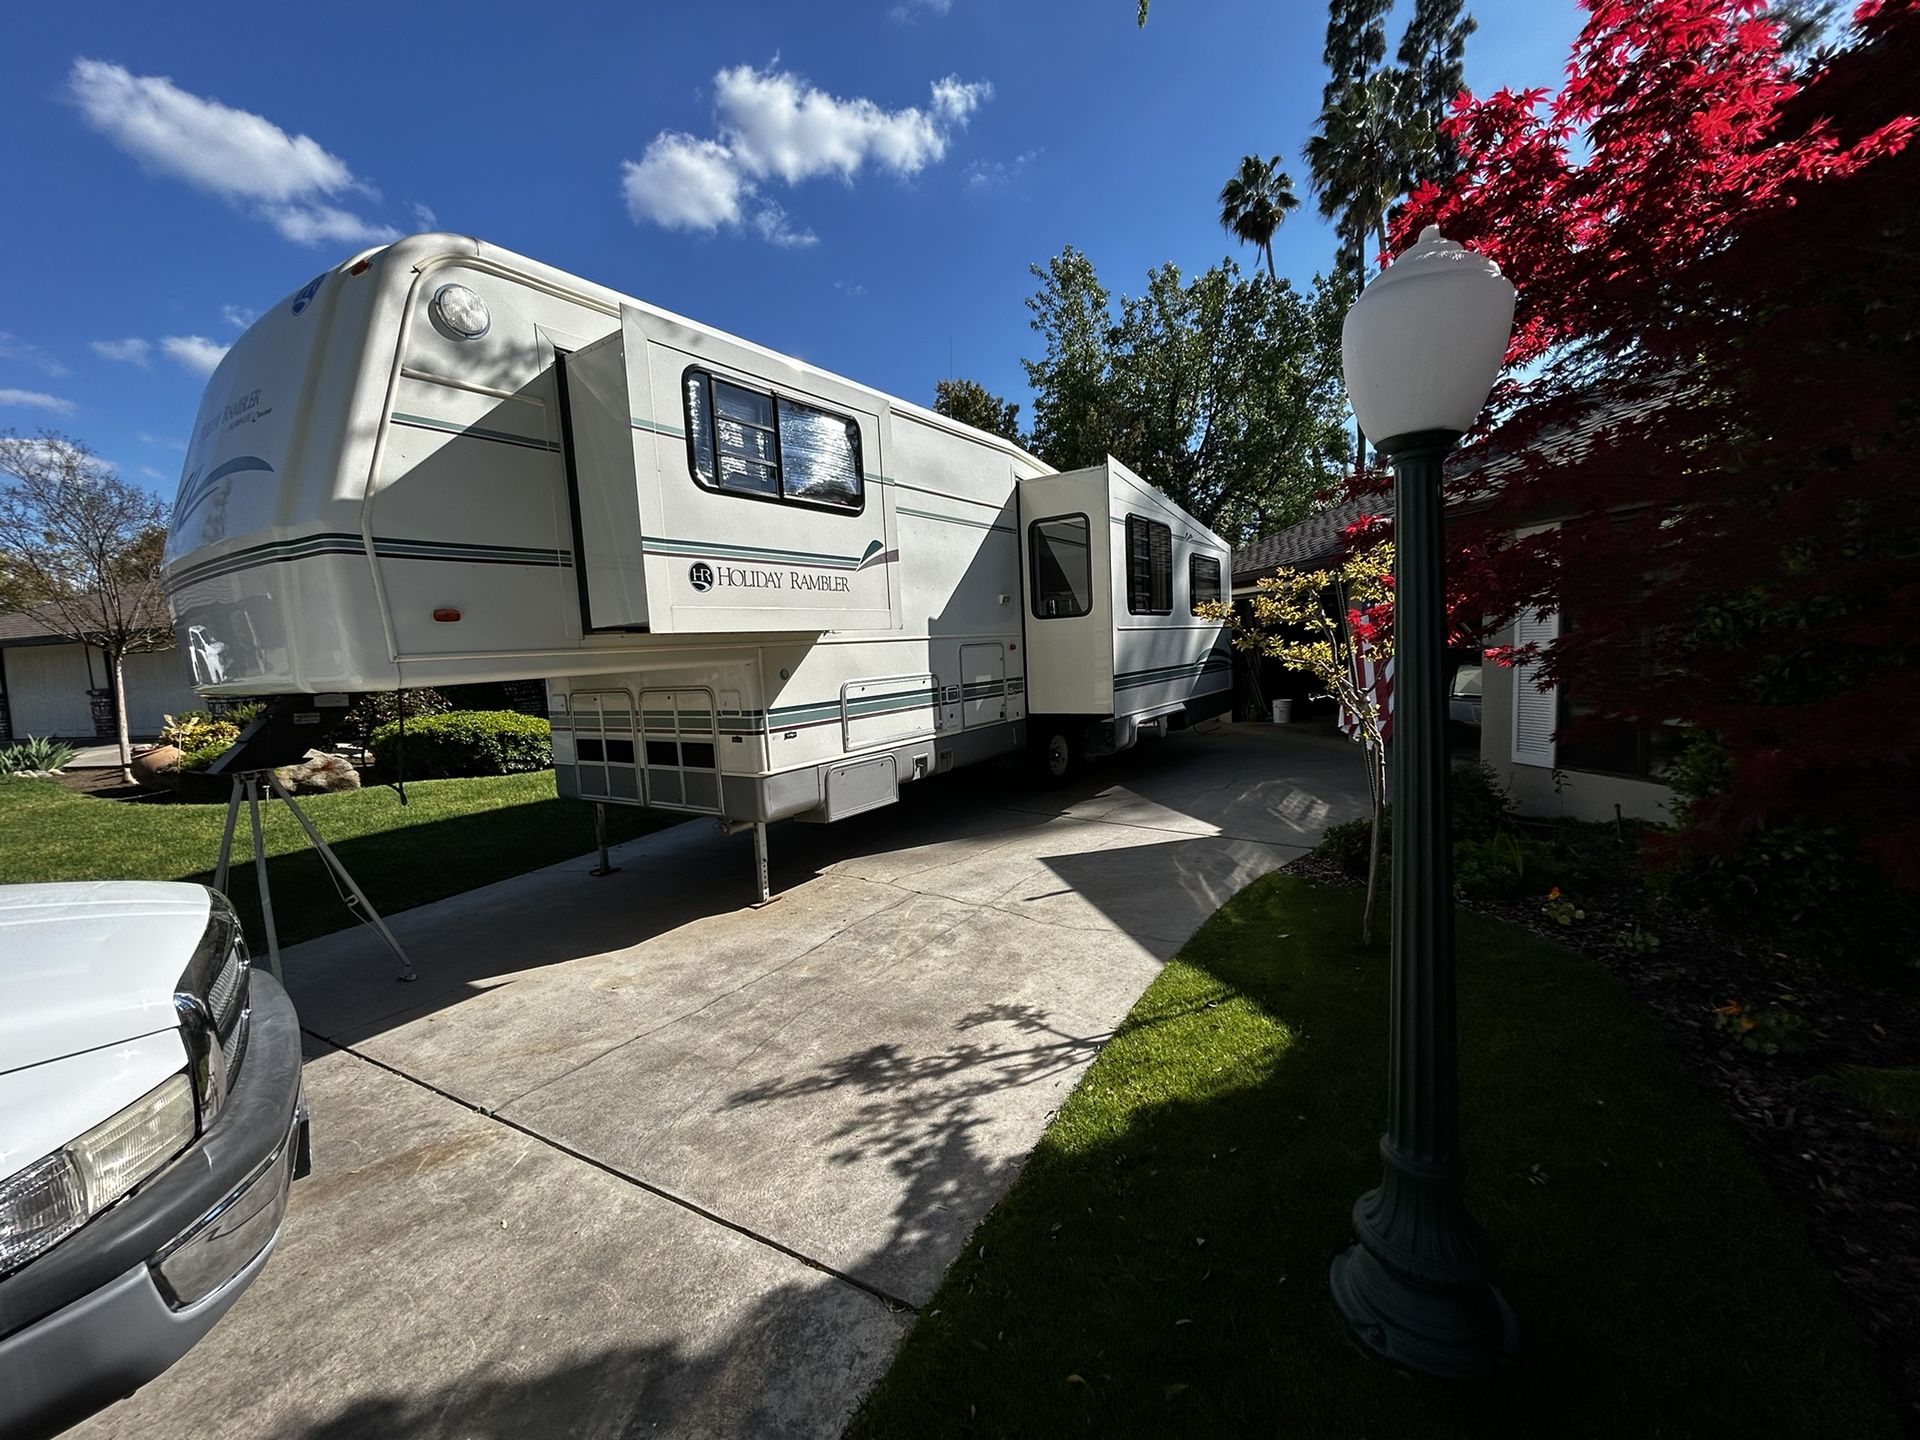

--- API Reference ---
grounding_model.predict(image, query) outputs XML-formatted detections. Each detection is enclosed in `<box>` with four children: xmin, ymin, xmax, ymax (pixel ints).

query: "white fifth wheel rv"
<box><xmin>162</xmin><ymin>234</ymin><xmax>1231</xmax><ymax>881</ymax></box>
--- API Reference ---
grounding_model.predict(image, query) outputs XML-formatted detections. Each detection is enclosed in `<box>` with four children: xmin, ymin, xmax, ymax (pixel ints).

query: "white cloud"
<box><xmin>138</xmin><ymin>431</ymin><xmax>187</xmax><ymax>451</ymax></box>
<box><xmin>69</xmin><ymin>59</ymin><xmax>396</xmax><ymax>247</ymax></box>
<box><xmin>92</xmin><ymin>337</ymin><xmax>153</xmax><ymax>366</ymax></box>
<box><xmin>0</xmin><ymin>389</ymin><xmax>76</xmax><ymax>415</ymax></box>
<box><xmin>411</xmin><ymin>201</ymin><xmax>438</xmax><ymax>230</ymax></box>
<box><xmin>0</xmin><ymin>333</ymin><xmax>70</xmax><ymax>378</ymax></box>
<box><xmin>965</xmin><ymin>148</ymin><xmax>1040</xmax><ymax>191</ymax></box>
<box><xmin>751</xmin><ymin>201</ymin><xmax>818</xmax><ymax>249</ymax></box>
<box><xmin>160</xmin><ymin>335</ymin><xmax>229</xmax><ymax>375</ymax></box>
<box><xmin>622</xmin><ymin>66</ymin><xmax>991</xmax><ymax>244</ymax></box>
<box><xmin>139</xmin><ymin>465</ymin><xmax>170</xmax><ymax>482</ymax></box>
<box><xmin>261</xmin><ymin>203</ymin><xmax>398</xmax><ymax>247</ymax></box>
<box><xmin>890</xmin><ymin>0</ymin><xmax>953</xmax><ymax>19</ymax></box>
<box><xmin>623</xmin><ymin>134</ymin><xmax>747</xmax><ymax>230</ymax></box>
<box><xmin>220</xmin><ymin>304</ymin><xmax>258</xmax><ymax>329</ymax></box>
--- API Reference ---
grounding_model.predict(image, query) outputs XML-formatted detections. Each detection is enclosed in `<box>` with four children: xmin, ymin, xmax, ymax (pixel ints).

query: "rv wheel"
<box><xmin>1038</xmin><ymin>726</ymin><xmax>1084</xmax><ymax>786</ymax></box>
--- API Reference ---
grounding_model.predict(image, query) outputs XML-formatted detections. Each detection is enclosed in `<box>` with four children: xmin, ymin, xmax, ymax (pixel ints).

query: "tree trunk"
<box><xmin>110</xmin><ymin>648</ymin><xmax>133</xmax><ymax>786</ymax></box>
<box><xmin>1264</xmin><ymin>241</ymin><xmax>1276</xmax><ymax>278</ymax></box>
<box><xmin>1361</xmin><ymin>738</ymin><xmax>1386</xmax><ymax>945</ymax></box>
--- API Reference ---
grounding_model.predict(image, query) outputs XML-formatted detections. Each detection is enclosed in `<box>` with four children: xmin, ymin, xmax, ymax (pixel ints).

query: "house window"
<box><xmin>683</xmin><ymin>369</ymin><xmax>864</xmax><ymax>512</ymax></box>
<box><xmin>1029</xmin><ymin>513</ymin><xmax>1092</xmax><ymax>619</ymax></box>
<box><xmin>1189</xmin><ymin>554</ymin><xmax>1221</xmax><ymax>613</ymax></box>
<box><xmin>1553</xmin><ymin>608</ymin><xmax>1683</xmax><ymax>780</ymax></box>
<box><xmin>1126</xmin><ymin>515</ymin><xmax>1172</xmax><ymax>615</ymax></box>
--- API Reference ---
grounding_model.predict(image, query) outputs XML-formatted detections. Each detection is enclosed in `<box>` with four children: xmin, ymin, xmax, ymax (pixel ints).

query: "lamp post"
<box><xmin>1327</xmin><ymin>225</ymin><xmax>1519</xmax><ymax>1378</ymax></box>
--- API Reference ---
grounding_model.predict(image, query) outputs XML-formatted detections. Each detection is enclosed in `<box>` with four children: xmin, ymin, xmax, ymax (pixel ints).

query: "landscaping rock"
<box><xmin>276</xmin><ymin>750</ymin><xmax>361</xmax><ymax>795</ymax></box>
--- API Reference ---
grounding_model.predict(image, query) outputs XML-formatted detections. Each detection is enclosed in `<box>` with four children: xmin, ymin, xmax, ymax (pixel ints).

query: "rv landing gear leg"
<box><xmin>590</xmin><ymin>802</ymin><xmax>619</xmax><ymax>877</ymax></box>
<box><xmin>750</xmin><ymin>820</ymin><xmax>777</xmax><ymax>908</ymax></box>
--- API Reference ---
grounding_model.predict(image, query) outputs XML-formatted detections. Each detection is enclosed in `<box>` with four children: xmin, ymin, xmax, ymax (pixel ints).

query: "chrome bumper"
<box><xmin>151</xmin><ymin>1089</ymin><xmax>308</xmax><ymax>1309</ymax></box>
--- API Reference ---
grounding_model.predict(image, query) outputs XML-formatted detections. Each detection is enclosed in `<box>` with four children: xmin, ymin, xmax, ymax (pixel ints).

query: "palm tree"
<box><xmin>1217</xmin><ymin>155</ymin><xmax>1299</xmax><ymax>278</ymax></box>
<box><xmin>1305</xmin><ymin>70</ymin><xmax>1424</xmax><ymax>474</ymax></box>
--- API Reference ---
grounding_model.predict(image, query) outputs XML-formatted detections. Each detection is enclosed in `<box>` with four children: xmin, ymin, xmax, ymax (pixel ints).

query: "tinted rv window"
<box><xmin>1189</xmin><ymin>554</ymin><xmax>1221</xmax><ymax>613</ymax></box>
<box><xmin>683</xmin><ymin>369</ymin><xmax>864</xmax><ymax>512</ymax></box>
<box><xmin>1029</xmin><ymin>514</ymin><xmax>1092</xmax><ymax>619</ymax></box>
<box><xmin>1126</xmin><ymin>515</ymin><xmax>1173</xmax><ymax>615</ymax></box>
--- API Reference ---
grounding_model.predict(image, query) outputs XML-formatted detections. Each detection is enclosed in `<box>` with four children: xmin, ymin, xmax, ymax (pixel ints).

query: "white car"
<box><xmin>0</xmin><ymin>883</ymin><xmax>307</xmax><ymax>1438</ymax></box>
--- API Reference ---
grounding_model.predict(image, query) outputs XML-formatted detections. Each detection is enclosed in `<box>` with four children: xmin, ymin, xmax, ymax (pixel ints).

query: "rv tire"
<box><xmin>1036</xmin><ymin>726</ymin><xmax>1084</xmax><ymax>787</ymax></box>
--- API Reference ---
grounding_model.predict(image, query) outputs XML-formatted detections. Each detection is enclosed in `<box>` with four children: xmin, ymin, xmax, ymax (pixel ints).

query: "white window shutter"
<box><xmin>1511</xmin><ymin>608</ymin><xmax>1560</xmax><ymax>767</ymax></box>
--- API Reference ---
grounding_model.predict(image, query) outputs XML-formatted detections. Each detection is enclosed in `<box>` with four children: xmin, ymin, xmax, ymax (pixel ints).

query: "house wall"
<box><xmin>1480</xmin><ymin>622</ymin><xmax>1674</xmax><ymax>825</ymax></box>
<box><xmin>0</xmin><ymin>642</ymin><xmax>202</xmax><ymax>741</ymax></box>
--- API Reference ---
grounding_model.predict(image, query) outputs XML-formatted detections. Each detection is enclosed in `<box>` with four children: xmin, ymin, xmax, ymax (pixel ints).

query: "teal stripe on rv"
<box><xmin>391</xmin><ymin>412</ymin><xmax>560</xmax><ymax>452</ymax></box>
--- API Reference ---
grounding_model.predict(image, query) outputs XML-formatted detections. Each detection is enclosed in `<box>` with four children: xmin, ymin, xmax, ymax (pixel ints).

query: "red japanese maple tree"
<box><xmin>1374</xmin><ymin>0</ymin><xmax>1920</xmax><ymax>907</ymax></box>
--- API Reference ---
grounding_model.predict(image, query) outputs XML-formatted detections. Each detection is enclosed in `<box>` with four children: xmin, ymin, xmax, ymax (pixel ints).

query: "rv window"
<box><xmin>777</xmin><ymin>400</ymin><xmax>863</xmax><ymax>509</ymax></box>
<box><xmin>1189</xmin><ymin>554</ymin><xmax>1221</xmax><ymax>613</ymax></box>
<box><xmin>1029</xmin><ymin>513</ymin><xmax>1092</xmax><ymax>619</ymax></box>
<box><xmin>683</xmin><ymin>368</ymin><xmax>864</xmax><ymax>512</ymax></box>
<box><xmin>1126</xmin><ymin>515</ymin><xmax>1173</xmax><ymax>615</ymax></box>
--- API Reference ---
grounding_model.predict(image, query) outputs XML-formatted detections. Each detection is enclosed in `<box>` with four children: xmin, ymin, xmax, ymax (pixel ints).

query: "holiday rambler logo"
<box><xmin>688</xmin><ymin>561</ymin><xmax>714</xmax><ymax>592</ymax></box>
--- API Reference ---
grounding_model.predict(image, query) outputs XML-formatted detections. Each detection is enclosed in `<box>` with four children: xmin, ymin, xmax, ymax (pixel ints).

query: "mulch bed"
<box><xmin>1285</xmin><ymin>848</ymin><xmax>1920</xmax><ymax>1434</ymax></box>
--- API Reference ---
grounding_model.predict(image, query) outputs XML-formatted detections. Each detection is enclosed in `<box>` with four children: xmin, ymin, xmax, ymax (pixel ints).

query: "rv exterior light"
<box><xmin>431</xmin><ymin>284</ymin><xmax>490</xmax><ymax>339</ymax></box>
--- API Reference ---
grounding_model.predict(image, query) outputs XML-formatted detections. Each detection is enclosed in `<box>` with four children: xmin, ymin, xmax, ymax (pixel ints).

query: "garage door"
<box><xmin>4</xmin><ymin>644</ymin><xmax>95</xmax><ymax>737</ymax></box>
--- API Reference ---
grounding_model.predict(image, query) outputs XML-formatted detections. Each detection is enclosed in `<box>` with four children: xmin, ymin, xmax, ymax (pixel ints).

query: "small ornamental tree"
<box><xmin>0</xmin><ymin>431</ymin><xmax>171</xmax><ymax>784</ymax></box>
<box><xmin>1211</xmin><ymin>540</ymin><xmax>1395</xmax><ymax>942</ymax></box>
<box><xmin>1353</xmin><ymin>0</ymin><xmax>1920</xmax><ymax>938</ymax></box>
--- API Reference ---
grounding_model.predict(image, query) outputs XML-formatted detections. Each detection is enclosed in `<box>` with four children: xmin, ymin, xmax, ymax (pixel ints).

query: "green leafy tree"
<box><xmin>1022</xmin><ymin>251</ymin><xmax>1352</xmax><ymax>544</ymax></box>
<box><xmin>0</xmin><ymin>431</ymin><xmax>171</xmax><ymax>783</ymax></box>
<box><xmin>1217</xmin><ymin>154</ymin><xmax>1300</xmax><ymax>277</ymax></box>
<box><xmin>932</xmin><ymin>377</ymin><xmax>1025</xmax><ymax>445</ymax></box>
<box><xmin>1022</xmin><ymin>247</ymin><xmax>1116</xmax><ymax>473</ymax></box>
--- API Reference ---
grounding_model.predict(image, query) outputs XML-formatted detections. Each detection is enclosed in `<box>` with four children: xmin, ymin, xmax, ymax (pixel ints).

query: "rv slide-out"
<box><xmin>162</xmin><ymin>234</ymin><xmax>1230</xmax><ymax>831</ymax></box>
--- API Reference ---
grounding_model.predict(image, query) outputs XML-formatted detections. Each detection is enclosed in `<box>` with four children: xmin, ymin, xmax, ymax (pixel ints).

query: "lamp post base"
<box><xmin>1330</xmin><ymin>1228</ymin><xmax>1519</xmax><ymax>1379</ymax></box>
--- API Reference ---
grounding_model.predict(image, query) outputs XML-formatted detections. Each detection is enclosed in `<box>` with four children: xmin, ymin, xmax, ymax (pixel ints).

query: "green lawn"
<box><xmin>0</xmin><ymin>773</ymin><xmax>678</xmax><ymax>948</ymax></box>
<box><xmin>850</xmin><ymin>875</ymin><xmax>1897</xmax><ymax>1439</ymax></box>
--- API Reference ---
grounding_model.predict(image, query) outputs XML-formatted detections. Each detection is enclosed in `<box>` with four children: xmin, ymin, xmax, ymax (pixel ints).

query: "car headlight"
<box><xmin>0</xmin><ymin>1073</ymin><xmax>196</xmax><ymax>1277</ymax></box>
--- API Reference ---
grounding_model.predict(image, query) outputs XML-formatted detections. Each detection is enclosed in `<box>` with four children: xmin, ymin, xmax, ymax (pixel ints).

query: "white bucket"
<box><xmin>1271</xmin><ymin>699</ymin><xmax>1293</xmax><ymax>724</ymax></box>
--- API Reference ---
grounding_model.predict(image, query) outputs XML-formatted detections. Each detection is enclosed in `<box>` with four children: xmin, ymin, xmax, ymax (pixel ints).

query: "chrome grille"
<box><xmin>208</xmin><ymin>947</ymin><xmax>247</xmax><ymax>1032</ymax></box>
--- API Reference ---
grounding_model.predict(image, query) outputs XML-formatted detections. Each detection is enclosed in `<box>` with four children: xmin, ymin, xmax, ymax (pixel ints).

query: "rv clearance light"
<box><xmin>431</xmin><ymin>284</ymin><xmax>490</xmax><ymax>339</ymax></box>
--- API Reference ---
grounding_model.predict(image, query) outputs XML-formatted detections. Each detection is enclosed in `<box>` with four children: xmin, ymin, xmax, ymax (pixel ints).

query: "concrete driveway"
<box><xmin>75</xmin><ymin>723</ymin><xmax>1367</xmax><ymax>1440</ymax></box>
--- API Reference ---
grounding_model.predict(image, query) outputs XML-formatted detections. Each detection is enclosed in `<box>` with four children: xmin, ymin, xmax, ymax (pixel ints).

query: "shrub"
<box><xmin>1450</xmin><ymin>762</ymin><xmax>1516</xmax><ymax>842</ymax></box>
<box><xmin>160</xmin><ymin>710</ymin><xmax>240</xmax><ymax>754</ymax></box>
<box><xmin>1313</xmin><ymin>764</ymin><xmax>1516</xmax><ymax>879</ymax></box>
<box><xmin>1</xmin><ymin>735</ymin><xmax>78</xmax><ymax>776</ymax></box>
<box><xmin>1664</xmin><ymin>732</ymin><xmax>1920</xmax><ymax>969</ymax></box>
<box><xmin>179</xmin><ymin>742</ymin><xmax>232</xmax><ymax>773</ymax></box>
<box><xmin>219</xmin><ymin>700</ymin><xmax>268</xmax><ymax>728</ymax></box>
<box><xmin>369</xmin><ymin>710</ymin><xmax>551</xmax><ymax>779</ymax></box>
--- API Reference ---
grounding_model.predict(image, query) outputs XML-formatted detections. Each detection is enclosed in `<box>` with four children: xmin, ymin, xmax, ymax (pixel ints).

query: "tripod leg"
<box><xmin>213</xmin><ymin>777</ymin><xmax>243</xmax><ymax>896</ymax></box>
<box><xmin>247</xmin><ymin>777</ymin><xmax>282</xmax><ymax>982</ymax></box>
<box><xmin>266</xmin><ymin>773</ymin><xmax>417</xmax><ymax>983</ymax></box>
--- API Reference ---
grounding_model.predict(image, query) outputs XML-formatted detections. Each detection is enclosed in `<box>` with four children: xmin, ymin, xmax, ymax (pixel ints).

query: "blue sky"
<box><xmin>0</xmin><ymin>0</ymin><xmax>1583</xmax><ymax>498</ymax></box>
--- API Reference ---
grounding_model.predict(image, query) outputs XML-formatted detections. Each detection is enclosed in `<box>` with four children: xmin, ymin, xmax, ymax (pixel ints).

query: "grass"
<box><xmin>849</xmin><ymin>874</ymin><xmax>1898</xmax><ymax>1439</ymax></box>
<box><xmin>0</xmin><ymin>773</ymin><xmax>677</xmax><ymax>948</ymax></box>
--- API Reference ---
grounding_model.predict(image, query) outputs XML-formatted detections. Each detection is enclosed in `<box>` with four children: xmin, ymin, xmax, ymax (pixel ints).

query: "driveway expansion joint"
<box><xmin>303</xmin><ymin>1027</ymin><xmax>923</xmax><ymax>1317</ymax></box>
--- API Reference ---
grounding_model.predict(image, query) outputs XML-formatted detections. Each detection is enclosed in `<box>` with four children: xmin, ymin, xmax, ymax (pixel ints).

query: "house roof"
<box><xmin>1230</xmin><ymin>385</ymin><xmax>1678</xmax><ymax>587</ymax></box>
<box><xmin>0</xmin><ymin>599</ymin><xmax>172</xmax><ymax>648</ymax></box>
<box><xmin>1231</xmin><ymin>495</ymin><xmax>1391</xmax><ymax>584</ymax></box>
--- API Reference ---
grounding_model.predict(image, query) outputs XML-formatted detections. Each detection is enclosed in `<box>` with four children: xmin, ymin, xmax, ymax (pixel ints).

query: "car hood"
<box><xmin>0</xmin><ymin>882</ymin><xmax>212</xmax><ymax>1074</ymax></box>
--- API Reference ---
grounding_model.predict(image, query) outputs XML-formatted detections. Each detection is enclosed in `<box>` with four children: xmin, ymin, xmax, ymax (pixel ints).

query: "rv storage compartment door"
<box><xmin>565</xmin><ymin>304</ymin><xmax>900</xmax><ymax>637</ymax></box>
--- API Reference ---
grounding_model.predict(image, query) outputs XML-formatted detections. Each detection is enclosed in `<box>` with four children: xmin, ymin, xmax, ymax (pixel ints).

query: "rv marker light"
<box><xmin>432</xmin><ymin>283</ymin><xmax>490</xmax><ymax>339</ymax></box>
